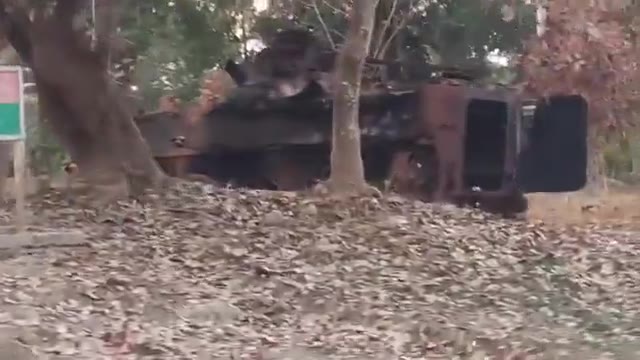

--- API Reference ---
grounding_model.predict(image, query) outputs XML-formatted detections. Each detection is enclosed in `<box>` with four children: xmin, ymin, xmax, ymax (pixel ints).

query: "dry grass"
<box><xmin>527</xmin><ymin>185</ymin><xmax>640</xmax><ymax>229</ymax></box>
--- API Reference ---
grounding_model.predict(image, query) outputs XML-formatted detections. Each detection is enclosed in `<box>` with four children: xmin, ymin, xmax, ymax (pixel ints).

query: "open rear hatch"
<box><xmin>516</xmin><ymin>95</ymin><xmax>588</xmax><ymax>193</ymax></box>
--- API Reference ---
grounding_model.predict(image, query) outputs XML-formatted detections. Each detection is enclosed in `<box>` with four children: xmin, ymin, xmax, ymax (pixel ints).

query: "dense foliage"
<box><xmin>119</xmin><ymin>0</ymin><xmax>537</xmax><ymax>107</ymax></box>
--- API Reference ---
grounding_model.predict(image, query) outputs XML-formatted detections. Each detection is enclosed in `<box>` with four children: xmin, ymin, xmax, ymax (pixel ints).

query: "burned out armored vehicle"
<box><xmin>135</xmin><ymin>29</ymin><xmax>588</xmax><ymax>214</ymax></box>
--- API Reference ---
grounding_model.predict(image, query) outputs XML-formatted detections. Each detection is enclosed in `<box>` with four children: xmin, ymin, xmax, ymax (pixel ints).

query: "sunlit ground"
<box><xmin>527</xmin><ymin>185</ymin><xmax>640</xmax><ymax>229</ymax></box>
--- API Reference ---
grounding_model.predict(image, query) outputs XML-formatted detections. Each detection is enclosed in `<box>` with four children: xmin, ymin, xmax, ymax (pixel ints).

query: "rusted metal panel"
<box><xmin>417</xmin><ymin>83</ymin><xmax>468</xmax><ymax>201</ymax></box>
<box><xmin>388</xmin><ymin>151</ymin><xmax>423</xmax><ymax>195</ymax></box>
<box><xmin>134</xmin><ymin>112</ymin><xmax>198</xmax><ymax>158</ymax></box>
<box><xmin>155</xmin><ymin>155</ymin><xmax>196</xmax><ymax>178</ymax></box>
<box><xmin>197</xmin><ymin>111</ymin><xmax>331</xmax><ymax>149</ymax></box>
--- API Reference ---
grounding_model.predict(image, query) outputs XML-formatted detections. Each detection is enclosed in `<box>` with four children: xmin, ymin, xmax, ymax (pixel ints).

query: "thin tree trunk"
<box><xmin>328</xmin><ymin>0</ymin><xmax>380</xmax><ymax>193</ymax></box>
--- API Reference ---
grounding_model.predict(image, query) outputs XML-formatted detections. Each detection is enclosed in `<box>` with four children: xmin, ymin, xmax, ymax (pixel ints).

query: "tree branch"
<box><xmin>375</xmin><ymin>0</ymin><xmax>417</xmax><ymax>59</ymax></box>
<box><xmin>320</xmin><ymin>0</ymin><xmax>347</xmax><ymax>17</ymax></box>
<box><xmin>371</xmin><ymin>0</ymin><xmax>398</xmax><ymax>59</ymax></box>
<box><xmin>306</xmin><ymin>0</ymin><xmax>336</xmax><ymax>49</ymax></box>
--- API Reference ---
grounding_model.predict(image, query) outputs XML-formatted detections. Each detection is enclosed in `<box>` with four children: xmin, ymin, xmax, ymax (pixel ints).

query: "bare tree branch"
<box><xmin>311</xmin><ymin>0</ymin><xmax>335</xmax><ymax>48</ymax></box>
<box><xmin>370</xmin><ymin>0</ymin><xmax>398</xmax><ymax>59</ymax></box>
<box><xmin>319</xmin><ymin>0</ymin><xmax>347</xmax><ymax>17</ymax></box>
<box><xmin>375</xmin><ymin>0</ymin><xmax>417</xmax><ymax>59</ymax></box>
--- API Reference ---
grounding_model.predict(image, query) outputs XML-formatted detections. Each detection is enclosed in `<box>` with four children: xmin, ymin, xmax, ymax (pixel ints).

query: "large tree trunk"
<box><xmin>1</xmin><ymin>1</ymin><xmax>166</xmax><ymax>202</ymax></box>
<box><xmin>328</xmin><ymin>0</ymin><xmax>380</xmax><ymax>194</ymax></box>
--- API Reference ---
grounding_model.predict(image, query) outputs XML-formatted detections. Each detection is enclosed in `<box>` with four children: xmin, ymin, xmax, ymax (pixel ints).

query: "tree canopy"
<box><xmin>111</xmin><ymin>0</ymin><xmax>538</xmax><ymax>106</ymax></box>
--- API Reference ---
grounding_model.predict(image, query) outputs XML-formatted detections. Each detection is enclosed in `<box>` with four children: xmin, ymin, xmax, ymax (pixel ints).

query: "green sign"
<box><xmin>0</xmin><ymin>66</ymin><xmax>25</xmax><ymax>140</ymax></box>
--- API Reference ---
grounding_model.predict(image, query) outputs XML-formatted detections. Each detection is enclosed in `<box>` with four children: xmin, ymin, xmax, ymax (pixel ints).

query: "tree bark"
<box><xmin>328</xmin><ymin>0</ymin><xmax>380</xmax><ymax>194</ymax></box>
<box><xmin>585</xmin><ymin>125</ymin><xmax>608</xmax><ymax>194</ymax></box>
<box><xmin>1</xmin><ymin>1</ymin><xmax>166</xmax><ymax>202</ymax></box>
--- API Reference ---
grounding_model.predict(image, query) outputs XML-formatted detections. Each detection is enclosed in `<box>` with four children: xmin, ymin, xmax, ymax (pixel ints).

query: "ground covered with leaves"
<box><xmin>0</xmin><ymin>182</ymin><xmax>639</xmax><ymax>359</ymax></box>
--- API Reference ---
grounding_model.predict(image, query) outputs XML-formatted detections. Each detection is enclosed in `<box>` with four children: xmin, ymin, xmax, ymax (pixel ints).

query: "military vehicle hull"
<box><xmin>136</xmin><ymin>80</ymin><xmax>588</xmax><ymax>215</ymax></box>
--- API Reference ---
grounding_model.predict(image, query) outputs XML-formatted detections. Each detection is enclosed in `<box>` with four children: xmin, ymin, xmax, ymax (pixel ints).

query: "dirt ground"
<box><xmin>528</xmin><ymin>186</ymin><xmax>640</xmax><ymax>229</ymax></box>
<box><xmin>0</xmin><ymin>183</ymin><xmax>640</xmax><ymax>359</ymax></box>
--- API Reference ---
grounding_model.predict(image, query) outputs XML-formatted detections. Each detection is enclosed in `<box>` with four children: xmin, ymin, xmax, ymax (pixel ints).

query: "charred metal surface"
<box><xmin>180</xmin><ymin>89</ymin><xmax>418</xmax><ymax>151</ymax></box>
<box><xmin>187</xmin><ymin>150</ymin><xmax>276</xmax><ymax>189</ymax></box>
<box><xmin>263</xmin><ymin>145</ymin><xmax>330</xmax><ymax>190</ymax></box>
<box><xmin>456</xmin><ymin>187</ymin><xmax>529</xmax><ymax>216</ymax></box>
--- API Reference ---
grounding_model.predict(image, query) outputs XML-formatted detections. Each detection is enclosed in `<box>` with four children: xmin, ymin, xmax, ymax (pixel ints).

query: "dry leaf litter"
<box><xmin>0</xmin><ymin>181</ymin><xmax>638</xmax><ymax>359</ymax></box>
